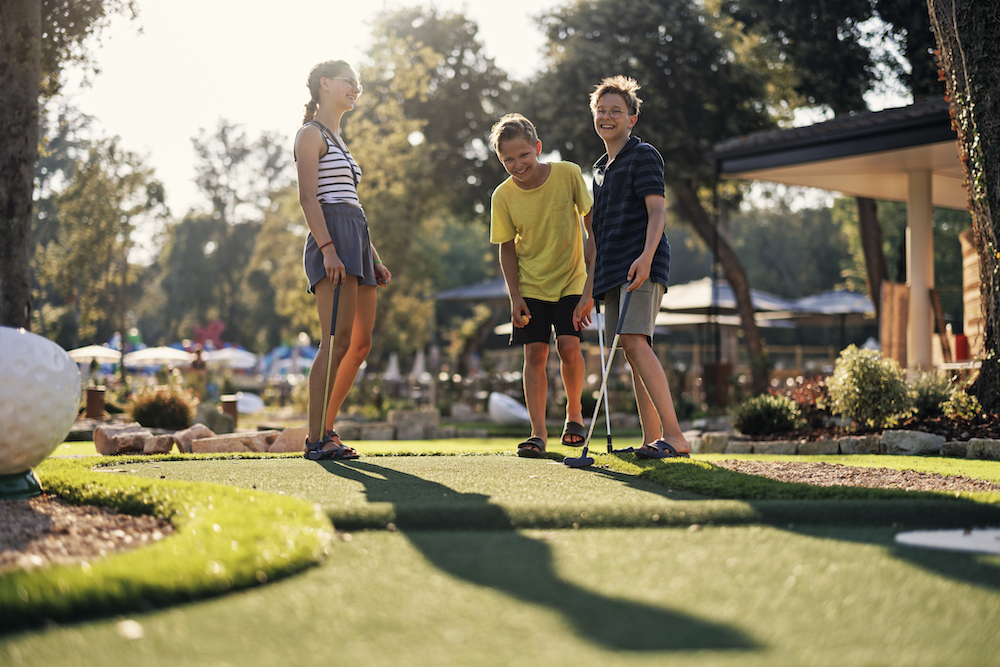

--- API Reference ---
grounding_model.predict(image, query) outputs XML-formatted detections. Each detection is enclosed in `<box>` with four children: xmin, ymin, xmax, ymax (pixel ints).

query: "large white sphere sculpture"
<box><xmin>0</xmin><ymin>327</ymin><xmax>81</xmax><ymax>497</ymax></box>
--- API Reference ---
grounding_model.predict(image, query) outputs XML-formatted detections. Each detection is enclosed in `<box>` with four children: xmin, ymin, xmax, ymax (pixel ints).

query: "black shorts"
<box><xmin>511</xmin><ymin>295</ymin><xmax>583</xmax><ymax>345</ymax></box>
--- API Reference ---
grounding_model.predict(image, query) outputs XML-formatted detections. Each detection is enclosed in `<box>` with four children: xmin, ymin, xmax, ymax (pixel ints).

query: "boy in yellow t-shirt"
<box><xmin>488</xmin><ymin>113</ymin><xmax>595</xmax><ymax>458</ymax></box>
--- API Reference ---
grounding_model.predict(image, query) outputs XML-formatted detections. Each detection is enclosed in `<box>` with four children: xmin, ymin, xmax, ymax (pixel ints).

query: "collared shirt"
<box><xmin>590</xmin><ymin>135</ymin><xmax>671</xmax><ymax>297</ymax></box>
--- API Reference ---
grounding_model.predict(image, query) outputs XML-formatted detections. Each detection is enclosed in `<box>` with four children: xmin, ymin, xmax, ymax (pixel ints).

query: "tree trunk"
<box><xmin>0</xmin><ymin>0</ymin><xmax>41</xmax><ymax>329</ymax></box>
<box><xmin>671</xmin><ymin>181</ymin><xmax>770</xmax><ymax>395</ymax></box>
<box><xmin>927</xmin><ymin>0</ymin><xmax>1000</xmax><ymax>411</ymax></box>
<box><xmin>856</xmin><ymin>196</ymin><xmax>888</xmax><ymax>324</ymax></box>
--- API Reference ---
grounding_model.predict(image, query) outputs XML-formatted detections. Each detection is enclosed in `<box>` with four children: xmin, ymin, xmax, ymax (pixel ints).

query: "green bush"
<box><xmin>943</xmin><ymin>388</ymin><xmax>982</xmax><ymax>419</ymax></box>
<box><xmin>129</xmin><ymin>385</ymin><xmax>195</xmax><ymax>430</ymax></box>
<box><xmin>730</xmin><ymin>393</ymin><xmax>801</xmax><ymax>436</ymax></box>
<box><xmin>910</xmin><ymin>372</ymin><xmax>953</xmax><ymax>419</ymax></box>
<box><xmin>777</xmin><ymin>377</ymin><xmax>831</xmax><ymax>429</ymax></box>
<box><xmin>827</xmin><ymin>345</ymin><xmax>912</xmax><ymax>429</ymax></box>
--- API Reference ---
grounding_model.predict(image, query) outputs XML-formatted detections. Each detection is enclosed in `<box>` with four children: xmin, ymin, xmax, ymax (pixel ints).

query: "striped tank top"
<box><xmin>313</xmin><ymin>123</ymin><xmax>362</xmax><ymax>207</ymax></box>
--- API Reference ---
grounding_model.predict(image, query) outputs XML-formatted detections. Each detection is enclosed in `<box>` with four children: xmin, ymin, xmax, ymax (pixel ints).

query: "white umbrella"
<box><xmin>204</xmin><ymin>347</ymin><xmax>258</xmax><ymax>369</ymax></box>
<box><xmin>67</xmin><ymin>344</ymin><xmax>121</xmax><ymax>364</ymax></box>
<box><xmin>122</xmin><ymin>346</ymin><xmax>195</xmax><ymax>368</ymax></box>
<box><xmin>383</xmin><ymin>352</ymin><xmax>402</xmax><ymax>381</ymax></box>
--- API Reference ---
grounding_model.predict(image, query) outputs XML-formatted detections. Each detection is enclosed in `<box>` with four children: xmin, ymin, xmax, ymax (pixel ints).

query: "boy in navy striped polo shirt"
<box><xmin>578</xmin><ymin>75</ymin><xmax>690</xmax><ymax>458</ymax></box>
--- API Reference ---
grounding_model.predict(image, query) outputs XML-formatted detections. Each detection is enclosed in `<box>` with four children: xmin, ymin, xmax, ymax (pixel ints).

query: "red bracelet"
<box><xmin>318</xmin><ymin>240</ymin><xmax>334</xmax><ymax>252</ymax></box>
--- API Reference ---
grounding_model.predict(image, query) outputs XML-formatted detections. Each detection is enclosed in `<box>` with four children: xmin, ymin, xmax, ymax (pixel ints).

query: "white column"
<box><xmin>906</xmin><ymin>170</ymin><xmax>934</xmax><ymax>371</ymax></box>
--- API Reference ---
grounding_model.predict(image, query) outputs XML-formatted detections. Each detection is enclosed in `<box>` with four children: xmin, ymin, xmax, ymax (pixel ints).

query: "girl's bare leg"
<box><xmin>323</xmin><ymin>284</ymin><xmax>377</xmax><ymax>445</ymax></box>
<box><xmin>307</xmin><ymin>277</ymin><xmax>359</xmax><ymax>445</ymax></box>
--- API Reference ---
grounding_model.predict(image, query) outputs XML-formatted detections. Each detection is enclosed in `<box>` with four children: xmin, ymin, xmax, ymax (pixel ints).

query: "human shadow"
<box><xmin>316</xmin><ymin>459</ymin><xmax>757</xmax><ymax>653</ymax></box>
<box><xmin>601</xmin><ymin>457</ymin><xmax>1000</xmax><ymax>592</ymax></box>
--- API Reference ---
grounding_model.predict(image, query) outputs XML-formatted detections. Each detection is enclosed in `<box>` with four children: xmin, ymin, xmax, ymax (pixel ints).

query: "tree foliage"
<box><xmin>1</xmin><ymin>0</ymin><xmax>136</xmax><ymax>329</ymax></box>
<box><xmin>528</xmin><ymin>0</ymin><xmax>781</xmax><ymax>391</ymax></box>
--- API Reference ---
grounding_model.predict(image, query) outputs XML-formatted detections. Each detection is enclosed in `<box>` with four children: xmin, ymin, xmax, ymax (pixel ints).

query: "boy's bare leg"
<box><xmin>630</xmin><ymin>365</ymin><xmax>662</xmax><ymax>444</ymax></box>
<box><xmin>555</xmin><ymin>335</ymin><xmax>586</xmax><ymax>443</ymax></box>
<box><xmin>523</xmin><ymin>342</ymin><xmax>550</xmax><ymax>447</ymax></box>
<box><xmin>620</xmin><ymin>334</ymin><xmax>689</xmax><ymax>453</ymax></box>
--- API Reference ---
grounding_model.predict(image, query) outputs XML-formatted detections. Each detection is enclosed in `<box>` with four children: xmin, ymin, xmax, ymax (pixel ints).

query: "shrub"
<box><xmin>827</xmin><ymin>345</ymin><xmax>912</xmax><ymax>429</ymax></box>
<box><xmin>942</xmin><ymin>388</ymin><xmax>982</xmax><ymax>420</ymax></box>
<box><xmin>910</xmin><ymin>372</ymin><xmax>953</xmax><ymax>419</ymax></box>
<box><xmin>730</xmin><ymin>393</ymin><xmax>801</xmax><ymax>436</ymax></box>
<box><xmin>777</xmin><ymin>377</ymin><xmax>831</xmax><ymax>429</ymax></box>
<box><xmin>129</xmin><ymin>385</ymin><xmax>195</xmax><ymax>430</ymax></box>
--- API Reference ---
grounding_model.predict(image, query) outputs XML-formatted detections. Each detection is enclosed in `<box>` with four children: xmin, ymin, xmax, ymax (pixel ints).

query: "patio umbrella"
<box><xmin>758</xmin><ymin>290</ymin><xmax>875</xmax><ymax>348</ymax></box>
<box><xmin>122</xmin><ymin>346</ymin><xmax>195</xmax><ymax>368</ymax></box>
<box><xmin>67</xmin><ymin>344</ymin><xmax>121</xmax><ymax>364</ymax></box>
<box><xmin>204</xmin><ymin>347</ymin><xmax>259</xmax><ymax>369</ymax></box>
<box><xmin>660</xmin><ymin>277</ymin><xmax>799</xmax><ymax>314</ymax></box>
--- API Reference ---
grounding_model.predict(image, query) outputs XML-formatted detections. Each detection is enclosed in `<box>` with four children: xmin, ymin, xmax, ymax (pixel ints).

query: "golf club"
<box><xmin>564</xmin><ymin>287</ymin><xmax>633</xmax><ymax>468</ymax></box>
<box><xmin>595</xmin><ymin>300</ymin><xmax>614</xmax><ymax>452</ymax></box>
<box><xmin>306</xmin><ymin>285</ymin><xmax>340</xmax><ymax>459</ymax></box>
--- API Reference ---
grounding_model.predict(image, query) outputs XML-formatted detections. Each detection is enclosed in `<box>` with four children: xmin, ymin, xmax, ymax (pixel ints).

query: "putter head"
<box><xmin>563</xmin><ymin>450</ymin><xmax>595</xmax><ymax>468</ymax></box>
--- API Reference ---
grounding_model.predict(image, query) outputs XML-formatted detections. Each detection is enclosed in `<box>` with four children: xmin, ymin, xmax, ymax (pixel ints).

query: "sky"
<box><xmin>61</xmin><ymin>0</ymin><xmax>566</xmax><ymax>219</ymax></box>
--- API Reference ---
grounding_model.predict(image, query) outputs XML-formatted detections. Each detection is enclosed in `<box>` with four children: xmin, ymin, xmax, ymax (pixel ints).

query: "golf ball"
<box><xmin>0</xmin><ymin>327</ymin><xmax>81</xmax><ymax>474</ymax></box>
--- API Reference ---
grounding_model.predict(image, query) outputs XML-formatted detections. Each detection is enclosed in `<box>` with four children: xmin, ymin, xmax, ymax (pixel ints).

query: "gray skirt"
<box><xmin>303</xmin><ymin>203</ymin><xmax>377</xmax><ymax>293</ymax></box>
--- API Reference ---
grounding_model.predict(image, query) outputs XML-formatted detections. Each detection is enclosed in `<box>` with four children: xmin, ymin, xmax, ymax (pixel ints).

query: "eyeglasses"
<box><xmin>329</xmin><ymin>76</ymin><xmax>363</xmax><ymax>92</ymax></box>
<box><xmin>593</xmin><ymin>108</ymin><xmax>626</xmax><ymax>119</ymax></box>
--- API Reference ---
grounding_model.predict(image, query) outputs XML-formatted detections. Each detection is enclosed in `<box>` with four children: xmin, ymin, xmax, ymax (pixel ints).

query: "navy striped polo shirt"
<box><xmin>590</xmin><ymin>135</ymin><xmax>671</xmax><ymax>298</ymax></box>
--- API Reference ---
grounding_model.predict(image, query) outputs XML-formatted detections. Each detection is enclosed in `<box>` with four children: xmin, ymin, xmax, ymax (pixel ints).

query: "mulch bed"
<box><xmin>736</xmin><ymin>413</ymin><xmax>1000</xmax><ymax>442</ymax></box>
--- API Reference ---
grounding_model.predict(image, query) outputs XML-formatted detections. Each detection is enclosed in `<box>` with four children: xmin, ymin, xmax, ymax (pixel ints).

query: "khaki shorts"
<box><xmin>600</xmin><ymin>281</ymin><xmax>665</xmax><ymax>340</ymax></box>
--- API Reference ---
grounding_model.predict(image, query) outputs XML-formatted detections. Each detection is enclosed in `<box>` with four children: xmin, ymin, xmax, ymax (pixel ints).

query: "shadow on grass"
<box><xmin>600</xmin><ymin>457</ymin><xmax>1000</xmax><ymax>592</ymax></box>
<box><xmin>317</xmin><ymin>459</ymin><xmax>757</xmax><ymax>653</ymax></box>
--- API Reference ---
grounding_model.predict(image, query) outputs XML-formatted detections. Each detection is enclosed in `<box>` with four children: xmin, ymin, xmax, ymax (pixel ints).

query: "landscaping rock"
<box><xmin>269</xmin><ymin>427</ymin><xmax>309</xmax><ymax>453</ymax></box>
<box><xmin>334</xmin><ymin>423</ymin><xmax>362</xmax><ymax>442</ymax></box>
<box><xmin>195</xmin><ymin>403</ymin><xmax>234</xmax><ymax>434</ymax></box>
<box><xmin>388</xmin><ymin>409</ymin><xmax>440</xmax><ymax>439</ymax></box>
<box><xmin>687</xmin><ymin>435</ymin><xmax>704</xmax><ymax>454</ymax></box>
<box><xmin>94</xmin><ymin>423</ymin><xmax>151</xmax><ymax>455</ymax></box>
<box><xmin>754</xmin><ymin>441</ymin><xmax>798</xmax><ymax>455</ymax></box>
<box><xmin>882</xmin><ymin>430</ymin><xmax>944</xmax><ymax>456</ymax></box>
<box><xmin>428</xmin><ymin>426</ymin><xmax>457</xmax><ymax>439</ymax></box>
<box><xmin>143</xmin><ymin>434</ymin><xmax>175</xmax><ymax>455</ymax></box>
<box><xmin>172</xmin><ymin>423</ymin><xmax>216</xmax><ymax>453</ymax></box>
<box><xmin>191</xmin><ymin>431</ymin><xmax>280</xmax><ymax>454</ymax></box>
<box><xmin>700</xmin><ymin>432</ymin><xmax>730</xmax><ymax>454</ymax></box>
<box><xmin>838</xmin><ymin>435</ymin><xmax>881</xmax><ymax>455</ymax></box>
<box><xmin>360</xmin><ymin>423</ymin><xmax>395</xmax><ymax>440</ymax></box>
<box><xmin>610</xmin><ymin>413</ymin><xmax>640</xmax><ymax>430</ymax></box>
<box><xmin>797</xmin><ymin>439</ymin><xmax>839</xmax><ymax>456</ymax></box>
<box><xmin>724</xmin><ymin>442</ymin><xmax>754</xmax><ymax>454</ymax></box>
<box><xmin>941</xmin><ymin>441</ymin><xmax>969</xmax><ymax>458</ymax></box>
<box><xmin>966</xmin><ymin>438</ymin><xmax>1000</xmax><ymax>461</ymax></box>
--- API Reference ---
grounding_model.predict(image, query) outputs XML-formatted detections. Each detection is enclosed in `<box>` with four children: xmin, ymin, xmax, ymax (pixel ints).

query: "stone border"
<box><xmin>688</xmin><ymin>430</ymin><xmax>1000</xmax><ymax>460</ymax></box>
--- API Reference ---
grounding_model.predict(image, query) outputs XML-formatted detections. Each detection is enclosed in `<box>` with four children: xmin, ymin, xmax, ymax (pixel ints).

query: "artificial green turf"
<box><xmin>0</xmin><ymin>457</ymin><xmax>332</xmax><ymax>630</ymax></box>
<box><xmin>2</xmin><ymin>525</ymin><xmax>997</xmax><ymax>666</ymax></box>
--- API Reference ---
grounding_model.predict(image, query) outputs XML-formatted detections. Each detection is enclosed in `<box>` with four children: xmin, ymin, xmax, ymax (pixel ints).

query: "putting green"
<box><xmin>3</xmin><ymin>525</ymin><xmax>998</xmax><ymax>666</ymax></box>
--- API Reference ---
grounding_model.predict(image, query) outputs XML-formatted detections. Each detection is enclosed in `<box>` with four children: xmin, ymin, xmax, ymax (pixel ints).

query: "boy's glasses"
<box><xmin>329</xmin><ymin>76</ymin><xmax>363</xmax><ymax>92</ymax></box>
<box><xmin>593</xmin><ymin>108</ymin><xmax>626</xmax><ymax>119</ymax></box>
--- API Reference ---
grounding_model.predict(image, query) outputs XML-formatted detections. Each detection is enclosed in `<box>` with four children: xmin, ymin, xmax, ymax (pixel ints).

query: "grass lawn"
<box><xmin>3</xmin><ymin>443</ymin><xmax>999</xmax><ymax>666</ymax></box>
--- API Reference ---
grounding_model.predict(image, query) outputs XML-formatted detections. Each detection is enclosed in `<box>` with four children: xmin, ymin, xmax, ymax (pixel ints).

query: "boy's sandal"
<box><xmin>516</xmin><ymin>436</ymin><xmax>546</xmax><ymax>458</ymax></box>
<box><xmin>560</xmin><ymin>421</ymin><xmax>587</xmax><ymax>447</ymax></box>
<box><xmin>634</xmin><ymin>439</ymin><xmax>690</xmax><ymax>459</ymax></box>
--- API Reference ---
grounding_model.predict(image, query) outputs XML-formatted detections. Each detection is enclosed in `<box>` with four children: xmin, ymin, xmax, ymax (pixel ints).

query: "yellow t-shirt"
<box><xmin>489</xmin><ymin>162</ymin><xmax>594</xmax><ymax>302</ymax></box>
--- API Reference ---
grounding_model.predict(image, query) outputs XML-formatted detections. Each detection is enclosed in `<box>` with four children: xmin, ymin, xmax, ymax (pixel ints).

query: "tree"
<box><xmin>927</xmin><ymin>0</ymin><xmax>1000</xmax><ymax>410</ymax></box>
<box><xmin>0</xmin><ymin>0</ymin><xmax>136</xmax><ymax>329</ymax></box>
<box><xmin>361</xmin><ymin>7</ymin><xmax>511</xmax><ymax>218</ymax></box>
<box><xmin>530</xmin><ymin>0</ymin><xmax>779</xmax><ymax>391</ymax></box>
<box><xmin>32</xmin><ymin>134</ymin><xmax>165</xmax><ymax>347</ymax></box>
<box><xmin>722</xmin><ymin>0</ymin><xmax>946</xmax><ymax>326</ymax></box>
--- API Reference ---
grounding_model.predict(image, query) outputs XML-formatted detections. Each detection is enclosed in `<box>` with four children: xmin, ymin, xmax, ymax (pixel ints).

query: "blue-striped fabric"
<box><xmin>590</xmin><ymin>136</ymin><xmax>671</xmax><ymax>297</ymax></box>
<box><xmin>315</xmin><ymin>130</ymin><xmax>362</xmax><ymax>207</ymax></box>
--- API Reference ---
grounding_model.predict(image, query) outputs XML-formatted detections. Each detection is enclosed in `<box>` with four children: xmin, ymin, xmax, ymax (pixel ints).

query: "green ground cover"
<box><xmin>3</xmin><ymin>448</ymin><xmax>999</xmax><ymax>665</ymax></box>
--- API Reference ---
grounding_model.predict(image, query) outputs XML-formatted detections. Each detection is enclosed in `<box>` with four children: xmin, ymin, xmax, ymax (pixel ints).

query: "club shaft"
<box><xmin>320</xmin><ymin>286</ymin><xmax>341</xmax><ymax>433</ymax></box>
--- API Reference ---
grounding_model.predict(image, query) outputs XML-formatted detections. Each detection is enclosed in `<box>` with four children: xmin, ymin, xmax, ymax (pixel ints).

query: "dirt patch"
<box><xmin>0</xmin><ymin>495</ymin><xmax>173</xmax><ymax>574</ymax></box>
<box><xmin>713</xmin><ymin>459</ymin><xmax>1000</xmax><ymax>494</ymax></box>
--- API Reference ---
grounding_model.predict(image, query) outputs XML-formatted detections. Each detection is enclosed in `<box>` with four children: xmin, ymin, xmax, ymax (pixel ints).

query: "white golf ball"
<box><xmin>0</xmin><ymin>327</ymin><xmax>82</xmax><ymax>475</ymax></box>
